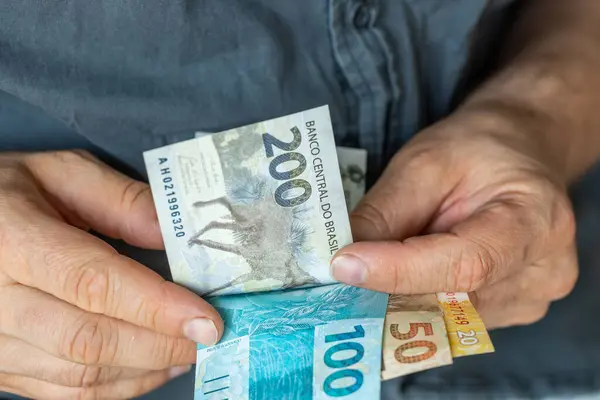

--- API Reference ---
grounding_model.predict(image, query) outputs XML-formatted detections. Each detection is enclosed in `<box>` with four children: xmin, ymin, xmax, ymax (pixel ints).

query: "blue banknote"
<box><xmin>195</xmin><ymin>284</ymin><xmax>388</xmax><ymax>400</ymax></box>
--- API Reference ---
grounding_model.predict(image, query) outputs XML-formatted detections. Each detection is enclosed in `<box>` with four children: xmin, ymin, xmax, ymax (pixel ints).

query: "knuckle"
<box><xmin>392</xmin><ymin>256</ymin><xmax>409</xmax><ymax>294</ymax></box>
<box><xmin>534</xmin><ymin>180</ymin><xmax>576</xmax><ymax>246</ymax></box>
<box><xmin>451</xmin><ymin>242</ymin><xmax>495</xmax><ymax>292</ymax></box>
<box><xmin>63</xmin><ymin>255</ymin><xmax>115</xmax><ymax>314</ymax></box>
<box><xmin>389</xmin><ymin>239</ymin><xmax>422</xmax><ymax>294</ymax></box>
<box><xmin>68</xmin><ymin>364</ymin><xmax>104</xmax><ymax>388</ymax></box>
<box><xmin>120</xmin><ymin>179</ymin><xmax>150</xmax><ymax>212</ymax></box>
<box><xmin>141</xmin><ymin>299</ymin><xmax>161</xmax><ymax>332</ymax></box>
<box><xmin>350</xmin><ymin>200</ymin><xmax>394</xmax><ymax>239</ymax></box>
<box><xmin>152</xmin><ymin>334</ymin><xmax>194</xmax><ymax>370</ymax></box>
<box><xmin>118</xmin><ymin>179</ymin><xmax>151</xmax><ymax>238</ymax></box>
<box><xmin>151</xmin><ymin>334</ymin><xmax>179</xmax><ymax>369</ymax></box>
<box><xmin>170</xmin><ymin>338</ymin><xmax>195</xmax><ymax>367</ymax></box>
<box><xmin>138</xmin><ymin>281</ymin><xmax>169</xmax><ymax>331</ymax></box>
<box><xmin>60</xmin><ymin>314</ymin><xmax>117</xmax><ymax>365</ymax></box>
<box><xmin>392</xmin><ymin>140</ymin><xmax>442</xmax><ymax>173</ymax></box>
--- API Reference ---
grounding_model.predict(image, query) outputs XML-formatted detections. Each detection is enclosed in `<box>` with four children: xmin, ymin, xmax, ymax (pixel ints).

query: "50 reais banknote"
<box><xmin>145</xmin><ymin>106</ymin><xmax>388</xmax><ymax>399</ymax></box>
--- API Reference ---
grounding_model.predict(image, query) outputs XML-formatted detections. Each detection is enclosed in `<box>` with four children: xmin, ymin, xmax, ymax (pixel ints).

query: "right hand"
<box><xmin>0</xmin><ymin>150</ymin><xmax>224</xmax><ymax>399</ymax></box>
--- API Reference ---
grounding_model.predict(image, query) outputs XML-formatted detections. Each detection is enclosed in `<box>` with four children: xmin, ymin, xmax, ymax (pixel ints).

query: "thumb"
<box><xmin>333</xmin><ymin>200</ymin><xmax>541</xmax><ymax>294</ymax></box>
<box><xmin>24</xmin><ymin>150</ymin><xmax>163</xmax><ymax>249</ymax></box>
<box><xmin>350</xmin><ymin>140</ymin><xmax>456</xmax><ymax>242</ymax></box>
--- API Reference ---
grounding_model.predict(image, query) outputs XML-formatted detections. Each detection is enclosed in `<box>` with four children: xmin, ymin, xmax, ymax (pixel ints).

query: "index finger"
<box><xmin>2</xmin><ymin>205</ymin><xmax>222</xmax><ymax>346</ymax></box>
<box><xmin>332</xmin><ymin>200</ymin><xmax>566</xmax><ymax>294</ymax></box>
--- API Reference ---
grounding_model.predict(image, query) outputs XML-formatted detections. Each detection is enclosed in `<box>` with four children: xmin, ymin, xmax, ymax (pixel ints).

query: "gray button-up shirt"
<box><xmin>0</xmin><ymin>0</ymin><xmax>514</xmax><ymax>182</ymax></box>
<box><xmin>6</xmin><ymin>1</ymin><xmax>600</xmax><ymax>400</ymax></box>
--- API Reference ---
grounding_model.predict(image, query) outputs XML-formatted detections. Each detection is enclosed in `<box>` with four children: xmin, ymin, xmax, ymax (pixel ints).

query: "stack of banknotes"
<box><xmin>144</xmin><ymin>106</ymin><xmax>494</xmax><ymax>399</ymax></box>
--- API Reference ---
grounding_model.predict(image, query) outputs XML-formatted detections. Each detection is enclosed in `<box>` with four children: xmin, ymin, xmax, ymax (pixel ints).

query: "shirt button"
<box><xmin>353</xmin><ymin>5</ymin><xmax>371</xmax><ymax>29</ymax></box>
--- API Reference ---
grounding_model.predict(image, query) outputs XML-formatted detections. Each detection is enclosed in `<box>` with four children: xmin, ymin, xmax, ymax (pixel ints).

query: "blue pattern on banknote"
<box><xmin>196</xmin><ymin>336</ymin><xmax>250</xmax><ymax>399</ymax></box>
<box><xmin>195</xmin><ymin>285</ymin><xmax>388</xmax><ymax>399</ymax></box>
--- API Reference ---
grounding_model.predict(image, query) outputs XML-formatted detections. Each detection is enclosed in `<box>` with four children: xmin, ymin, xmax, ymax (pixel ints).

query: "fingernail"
<box><xmin>331</xmin><ymin>255</ymin><xmax>368</xmax><ymax>285</ymax></box>
<box><xmin>183</xmin><ymin>318</ymin><xmax>218</xmax><ymax>346</ymax></box>
<box><xmin>169</xmin><ymin>365</ymin><xmax>192</xmax><ymax>379</ymax></box>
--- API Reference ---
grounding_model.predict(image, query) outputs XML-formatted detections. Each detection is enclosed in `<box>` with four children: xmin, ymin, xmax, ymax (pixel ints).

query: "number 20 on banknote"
<box><xmin>437</xmin><ymin>292</ymin><xmax>494</xmax><ymax>357</ymax></box>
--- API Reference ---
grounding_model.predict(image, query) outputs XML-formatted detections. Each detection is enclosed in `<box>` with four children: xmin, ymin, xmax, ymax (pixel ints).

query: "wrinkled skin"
<box><xmin>333</xmin><ymin>110</ymin><xmax>578</xmax><ymax>329</ymax></box>
<box><xmin>0</xmin><ymin>150</ymin><xmax>223</xmax><ymax>399</ymax></box>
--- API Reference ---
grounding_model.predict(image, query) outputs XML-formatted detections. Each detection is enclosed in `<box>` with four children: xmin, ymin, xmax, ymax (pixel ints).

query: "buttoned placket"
<box><xmin>328</xmin><ymin>0</ymin><xmax>402</xmax><ymax>183</ymax></box>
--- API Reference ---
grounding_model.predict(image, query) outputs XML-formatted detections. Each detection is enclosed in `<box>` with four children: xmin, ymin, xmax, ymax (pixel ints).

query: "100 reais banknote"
<box><xmin>145</xmin><ymin>106</ymin><xmax>388</xmax><ymax>399</ymax></box>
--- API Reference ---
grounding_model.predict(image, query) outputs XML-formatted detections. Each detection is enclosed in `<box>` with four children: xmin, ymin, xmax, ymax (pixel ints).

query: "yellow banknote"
<box><xmin>381</xmin><ymin>294</ymin><xmax>453</xmax><ymax>380</ymax></box>
<box><xmin>436</xmin><ymin>292</ymin><xmax>494</xmax><ymax>357</ymax></box>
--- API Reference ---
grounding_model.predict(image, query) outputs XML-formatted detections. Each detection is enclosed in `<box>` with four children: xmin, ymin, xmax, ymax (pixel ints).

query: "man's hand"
<box><xmin>0</xmin><ymin>150</ymin><xmax>223</xmax><ymax>399</ymax></box>
<box><xmin>330</xmin><ymin>0</ymin><xmax>600</xmax><ymax>330</ymax></box>
<box><xmin>331</xmin><ymin>111</ymin><xmax>578</xmax><ymax>329</ymax></box>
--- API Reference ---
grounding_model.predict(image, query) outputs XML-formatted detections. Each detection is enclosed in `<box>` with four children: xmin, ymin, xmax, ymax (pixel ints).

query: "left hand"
<box><xmin>331</xmin><ymin>110</ymin><xmax>578</xmax><ymax>329</ymax></box>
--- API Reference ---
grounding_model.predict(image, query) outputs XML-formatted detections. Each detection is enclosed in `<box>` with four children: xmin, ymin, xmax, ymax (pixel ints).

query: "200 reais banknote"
<box><xmin>145</xmin><ymin>106</ymin><xmax>388</xmax><ymax>400</ymax></box>
<box><xmin>146</xmin><ymin>106</ymin><xmax>352</xmax><ymax>297</ymax></box>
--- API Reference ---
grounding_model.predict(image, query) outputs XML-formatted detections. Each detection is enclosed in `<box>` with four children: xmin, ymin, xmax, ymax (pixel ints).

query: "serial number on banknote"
<box><xmin>157</xmin><ymin>159</ymin><xmax>187</xmax><ymax>238</ymax></box>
